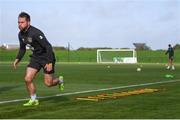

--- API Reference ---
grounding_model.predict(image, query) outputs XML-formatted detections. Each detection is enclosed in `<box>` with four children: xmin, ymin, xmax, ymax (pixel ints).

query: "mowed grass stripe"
<box><xmin>0</xmin><ymin>79</ymin><xmax>180</xmax><ymax>104</ymax></box>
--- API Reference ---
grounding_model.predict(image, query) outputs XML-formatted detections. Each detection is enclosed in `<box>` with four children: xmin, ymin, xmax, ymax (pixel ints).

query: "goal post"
<box><xmin>97</xmin><ymin>49</ymin><xmax>137</xmax><ymax>63</ymax></box>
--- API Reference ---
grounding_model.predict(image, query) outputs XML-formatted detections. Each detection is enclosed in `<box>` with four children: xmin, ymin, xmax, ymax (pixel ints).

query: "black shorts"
<box><xmin>27</xmin><ymin>58</ymin><xmax>55</xmax><ymax>74</ymax></box>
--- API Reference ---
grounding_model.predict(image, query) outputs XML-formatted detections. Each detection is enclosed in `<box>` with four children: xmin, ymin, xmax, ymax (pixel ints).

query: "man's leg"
<box><xmin>44</xmin><ymin>74</ymin><xmax>58</xmax><ymax>87</ymax></box>
<box><xmin>23</xmin><ymin>67</ymin><xmax>39</xmax><ymax>106</ymax></box>
<box><xmin>24</xmin><ymin>67</ymin><xmax>38</xmax><ymax>96</ymax></box>
<box><xmin>44</xmin><ymin>74</ymin><xmax>64</xmax><ymax>91</ymax></box>
<box><xmin>44</xmin><ymin>74</ymin><xmax>63</xmax><ymax>87</ymax></box>
<box><xmin>43</xmin><ymin>60</ymin><xmax>64</xmax><ymax>90</ymax></box>
<box><xmin>170</xmin><ymin>59</ymin><xmax>175</xmax><ymax>70</ymax></box>
<box><xmin>167</xmin><ymin>59</ymin><xmax>171</xmax><ymax>70</ymax></box>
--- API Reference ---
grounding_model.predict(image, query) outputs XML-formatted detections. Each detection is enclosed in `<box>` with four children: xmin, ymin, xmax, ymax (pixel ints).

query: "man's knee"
<box><xmin>25</xmin><ymin>67</ymin><xmax>38</xmax><ymax>83</ymax></box>
<box><xmin>24</xmin><ymin>76</ymin><xmax>33</xmax><ymax>83</ymax></box>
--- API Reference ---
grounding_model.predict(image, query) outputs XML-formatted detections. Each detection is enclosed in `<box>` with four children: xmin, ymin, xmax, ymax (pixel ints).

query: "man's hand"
<box><xmin>13</xmin><ymin>59</ymin><xmax>19</xmax><ymax>69</ymax></box>
<box><xmin>44</xmin><ymin>63</ymin><xmax>52</xmax><ymax>72</ymax></box>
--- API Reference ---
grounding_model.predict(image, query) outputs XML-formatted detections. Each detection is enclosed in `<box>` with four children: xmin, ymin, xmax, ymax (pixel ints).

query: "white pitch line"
<box><xmin>0</xmin><ymin>79</ymin><xmax>180</xmax><ymax>104</ymax></box>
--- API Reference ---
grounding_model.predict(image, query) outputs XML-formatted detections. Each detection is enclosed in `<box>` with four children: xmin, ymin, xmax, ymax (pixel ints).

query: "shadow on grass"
<box><xmin>0</xmin><ymin>85</ymin><xmax>21</xmax><ymax>94</ymax></box>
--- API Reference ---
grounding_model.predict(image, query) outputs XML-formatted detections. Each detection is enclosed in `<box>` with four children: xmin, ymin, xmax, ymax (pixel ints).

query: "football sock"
<box><xmin>31</xmin><ymin>94</ymin><xmax>37</xmax><ymax>101</ymax></box>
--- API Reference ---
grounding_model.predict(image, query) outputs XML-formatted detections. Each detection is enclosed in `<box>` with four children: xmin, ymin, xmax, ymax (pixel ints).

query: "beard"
<box><xmin>19</xmin><ymin>25</ymin><xmax>29</xmax><ymax>32</ymax></box>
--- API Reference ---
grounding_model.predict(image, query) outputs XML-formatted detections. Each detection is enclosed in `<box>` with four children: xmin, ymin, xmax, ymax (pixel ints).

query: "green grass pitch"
<box><xmin>0</xmin><ymin>63</ymin><xmax>180</xmax><ymax>119</ymax></box>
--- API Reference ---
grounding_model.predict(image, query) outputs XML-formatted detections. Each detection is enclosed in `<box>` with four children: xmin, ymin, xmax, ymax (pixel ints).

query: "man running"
<box><xmin>13</xmin><ymin>12</ymin><xmax>64</xmax><ymax>106</ymax></box>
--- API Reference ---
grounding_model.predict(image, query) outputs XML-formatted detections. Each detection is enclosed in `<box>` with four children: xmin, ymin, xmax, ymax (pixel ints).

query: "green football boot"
<box><xmin>23</xmin><ymin>99</ymin><xmax>39</xmax><ymax>106</ymax></box>
<box><xmin>59</xmin><ymin>76</ymin><xmax>64</xmax><ymax>91</ymax></box>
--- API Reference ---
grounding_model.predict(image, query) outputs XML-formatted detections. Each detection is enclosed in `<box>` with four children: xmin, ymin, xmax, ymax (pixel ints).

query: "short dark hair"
<box><xmin>169</xmin><ymin>44</ymin><xmax>171</xmax><ymax>47</ymax></box>
<box><xmin>18</xmin><ymin>12</ymin><xmax>30</xmax><ymax>21</ymax></box>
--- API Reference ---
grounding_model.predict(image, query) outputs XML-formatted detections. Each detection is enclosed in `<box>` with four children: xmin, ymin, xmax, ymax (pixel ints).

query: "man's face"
<box><xmin>18</xmin><ymin>17</ymin><xmax>30</xmax><ymax>31</ymax></box>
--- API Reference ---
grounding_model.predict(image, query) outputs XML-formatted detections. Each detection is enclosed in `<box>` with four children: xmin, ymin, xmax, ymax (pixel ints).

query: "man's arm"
<box><xmin>13</xmin><ymin>36</ymin><xmax>26</xmax><ymax>69</ymax></box>
<box><xmin>35</xmin><ymin>31</ymin><xmax>54</xmax><ymax>71</ymax></box>
<box><xmin>35</xmin><ymin>31</ymin><xmax>54</xmax><ymax>63</ymax></box>
<box><xmin>165</xmin><ymin>48</ymin><xmax>169</xmax><ymax>55</ymax></box>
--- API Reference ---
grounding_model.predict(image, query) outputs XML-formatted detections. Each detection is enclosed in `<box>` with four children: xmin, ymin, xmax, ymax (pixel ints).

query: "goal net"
<box><xmin>97</xmin><ymin>49</ymin><xmax>137</xmax><ymax>63</ymax></box>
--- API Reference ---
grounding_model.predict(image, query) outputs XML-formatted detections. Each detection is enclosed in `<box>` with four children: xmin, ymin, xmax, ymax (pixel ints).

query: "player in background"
<box><xmin>165</xmin><ymin>44</ymin><xmax>175</xmax><ymax>70</ymax></box>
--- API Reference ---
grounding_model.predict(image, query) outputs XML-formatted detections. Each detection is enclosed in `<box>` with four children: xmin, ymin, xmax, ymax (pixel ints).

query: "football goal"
<box><xmin>97</xmin><ymin>49</ymin><xmax>137</xmax><ymax>63</ymax></box>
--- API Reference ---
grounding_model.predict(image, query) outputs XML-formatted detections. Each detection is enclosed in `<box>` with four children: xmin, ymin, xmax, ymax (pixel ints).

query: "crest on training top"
<box><xmin>27</xmin><ymin>37</ymin><xmax>32</xmax><ymax>43</ymax></box>
<box><xmin>39</xmin><ymin>35</ymin><xmax>43</xmax><ymax>39</ymax></box>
